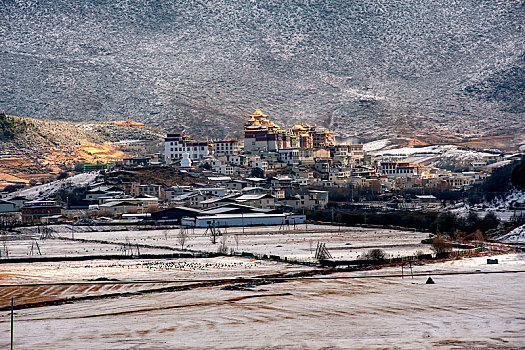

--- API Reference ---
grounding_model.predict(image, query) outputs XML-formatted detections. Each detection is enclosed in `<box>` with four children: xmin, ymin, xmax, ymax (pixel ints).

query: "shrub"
<box><xmin>431</xmin><ymin>235</ymin><xmax>452</xmax><ymax>256</ymax></box>
<box><xmin>57</xmin><ymin>171</ymin><xmax>69</xmax><ymax>180</ymax></box>
<box><xmin>3</xmin><ymin>184</ymin><xmax>25</xmax><ymax>193</ymax></box>
<box><xmin>480</xmin><ymin>211</ymin><xmax>500</xmax><ymax>231</ymax></box>
<box><xmin>362</xmin><ymin>248</ymin><xmax>386</xmax><ymax>261</ymax></box>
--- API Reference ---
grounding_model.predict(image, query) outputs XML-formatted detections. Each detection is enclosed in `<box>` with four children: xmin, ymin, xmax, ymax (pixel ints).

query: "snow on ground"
<box><xmin>371</xmin><ymin>144</ymin><xmax>496</xmax><ymax>166</ymax></box>
<box><xmin>493</xmin><ymin>189</ymin><xmax>525</xmax><ymax>209</ymax></box>
<box><xmin>0</xmin><ymin>224</ymin><xmax>522</xmax><ymax>348</ymax></box>
<box><xmin>61</xmin><ymin>224</ymin><xmax>433</xmax><ymax>263</ymax></box>
<box><xmin>448</xmin><ymin>189</ymin><xmax>525</xmax><ymax>222</ymax></box>
<box><xmin>0</xmin><ymin>256</ymin><xmax>312</xmax><ymax>312</ymax></box>
<box><xmin>6</xmin><ymin>224</ymin><xmax>432</xmax><ymax>262</ymax></box>
<box><xmin>0</xmin><ymin>256</ymin><xmax>309</xmax><ymax>285</ymax></box>
<box><xmin>448</xmin><ymin>205</ymin><xmax>525</xmax><ymax>222</ymax></box>
<box><xmin>362</xmin><ymin>138</ymin><xmax>391</xmax><ymax>152</ymax></box>
<box><xmin>0</xmin><ymin>253</ymin><xmax>522</xmax><ymax>349</ymax></box>
<box><xmin>497</xmin><ymin>224</ymin><xmax>525</xmax><ymax>243</ymax></box>
<box><xmin>11</xmin><ymin>172</ymin><xmax>99</xmax><ymax>200</ymax></box>
<box><xmin>0</xmin><ymin>234</ymin><xmax>175</xmax><ymax>260</ymax></box>
<box><xmin>331</xmin><ymin>253</ymin><xmax>525</xmax><ymax>277</ymax></box>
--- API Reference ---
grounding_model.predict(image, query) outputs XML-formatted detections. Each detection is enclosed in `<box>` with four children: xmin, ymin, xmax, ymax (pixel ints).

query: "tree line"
<box><xmin>0</xmin><ymin>111</ymin><xmax>28</xmax><ymax>140</ymax></box>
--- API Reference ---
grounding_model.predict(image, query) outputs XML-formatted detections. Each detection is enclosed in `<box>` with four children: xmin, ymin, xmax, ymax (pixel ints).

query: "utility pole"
<box><xmin>303</xmin><ymin>207</ymin><xmax>307</xmax><ymax>231</ymax></box>
<box><xmin>11</xmin><ymin>297</ymin><xmax>14</xmax><ymax>350</ymax></box>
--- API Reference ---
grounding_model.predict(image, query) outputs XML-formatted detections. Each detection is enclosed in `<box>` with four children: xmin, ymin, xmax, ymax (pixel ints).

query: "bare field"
<box><xmin>0</xmin><ymin>226</ymin><xmax>523</xmax><ymax>348</ymax></box>
<box><xmin>0</xmin><ymin>254</ymin><xmax>523</xmax><ymax>349</ymax></box>
<box><xmin>58</xmin><ymin>224</ymin><xmax>433</xmax><ymax>262</ymax></box>
<box><xmin>0</xmin><ymin>236</ymin><xmax>175</xmax><ymax>260</ymax></box>
<box><xmin>0</xmin><ymin>257</ymin><xmax>312</xmax><ymax>311</ymax></box>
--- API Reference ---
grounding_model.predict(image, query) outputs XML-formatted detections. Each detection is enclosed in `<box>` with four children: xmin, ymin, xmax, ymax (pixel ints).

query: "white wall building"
<box><xmin>381</xmin><ymin>162</ymin><xmax>423</xmax><ymax>178</ymax></box>
<box><xmin>278</xmin><ymin>148</ymin><xmax>300</xmax><ymax>165</ymax></box>
<box><xmin>164</xmin><ymin>133</ymin><xmax>209</xmax><ymax>163</ymax></box>
<box><xmin>182</xmin><ymin>213</ymin><xmax>306</xmax><ymax>228</ymax></box>
<box><xmin>211</xmin><ymin>139</ymin><xmax>241</xmax><ymax>156</ymax></box>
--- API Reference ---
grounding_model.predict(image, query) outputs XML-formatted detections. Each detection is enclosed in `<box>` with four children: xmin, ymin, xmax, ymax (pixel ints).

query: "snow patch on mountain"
<box><xmin>372</xmin><ymin>145</ymin><xmax>495</xmax><ymax>159</ymax></box>
<box><xmin>497</xmin><ymin>224</ymin><xmax>525</xmax><ymax>243</ymax></box>
<box><xmin>12</xmin><ymin>172</ymin><xmax>99</xmax><ymax>200</ymax></box>
<box><xmin>448</xmin><ymin>189</ymin><xmax>525</xmax><ymax>222</ymax></box>
<box><xmin>363</xmin><ymin>139</ymin><xmax>391</xmax><ymax>152</ymax></box>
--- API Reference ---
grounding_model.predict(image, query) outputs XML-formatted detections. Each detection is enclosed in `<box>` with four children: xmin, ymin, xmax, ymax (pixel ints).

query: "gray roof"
<box><xmin>236</xmin><ymin>194</ymin><xmax>273</xmax><ymax>201</ymax></box>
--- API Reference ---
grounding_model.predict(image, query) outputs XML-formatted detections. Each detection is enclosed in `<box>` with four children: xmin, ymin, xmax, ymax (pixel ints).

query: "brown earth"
<box><xmin>0</xmin><ymin>115</ymin><xmax>164</xmax><ymax>189</ymax></box>
<box><xmin>106</xmin><ymin>167</ymin><xmax>211</xmax><ymax>187</ymax></box>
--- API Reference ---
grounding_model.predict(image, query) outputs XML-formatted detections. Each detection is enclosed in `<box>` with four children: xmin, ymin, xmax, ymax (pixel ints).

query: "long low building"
<box><xmin>181</xmin><ymin>213</ymin><xmax>306</xmax><ymax>228</ymax></box>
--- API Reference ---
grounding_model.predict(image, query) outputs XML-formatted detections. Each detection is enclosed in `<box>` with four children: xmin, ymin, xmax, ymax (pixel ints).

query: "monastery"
<box><xmin>243</xmin><ymin>109</ymin><xmax>335</xmax><ymax>153</ymax></box>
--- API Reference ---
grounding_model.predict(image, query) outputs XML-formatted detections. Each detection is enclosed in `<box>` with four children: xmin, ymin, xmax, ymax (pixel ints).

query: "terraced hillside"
<box><xmin>1</xmin><ymin>1</ymin><xmax>524</xmax><ymax>140</ymax></box>
<box><xmin>0</xmin><ymin>115</ymin><xmax>164</xmax><ymax>186</ymax></box>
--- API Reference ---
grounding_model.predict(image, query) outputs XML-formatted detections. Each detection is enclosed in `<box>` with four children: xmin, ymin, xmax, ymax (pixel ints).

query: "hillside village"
<box><xmin>2</xmin><ymin>1</ymin><xmax>525</xmax><ymax>347</ymax></box>
<box><xmin>0</xmin><ymin>109</ymin><xmax>523</xmax><ymax>230</ymax></box>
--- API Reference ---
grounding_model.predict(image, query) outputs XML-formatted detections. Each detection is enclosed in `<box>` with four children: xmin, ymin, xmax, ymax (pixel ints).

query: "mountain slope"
<box><xmin>1</xmin><ymin>0</ymin><xmax>524</xmax><ymax>140</ymax></box>
<box><xmin>0</xmin><ymin>115</ymin><xmax>164</xmax><ymax>186</ymax></box>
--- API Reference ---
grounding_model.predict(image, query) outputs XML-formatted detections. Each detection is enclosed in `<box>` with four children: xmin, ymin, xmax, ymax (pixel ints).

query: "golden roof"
<box><xmin>249</xmin><ymin>108</ymin><xmax>269</xmax><ymax>119</ymax></box>
<box><xmin>292</xmin><ymin>124</ymin><xmax>307</xmax><ymax>131</ymax></box>
<box><xmin>245</xmin><ymin>108</ymin><xmax>285</xmax><ymax>131</ymax></box>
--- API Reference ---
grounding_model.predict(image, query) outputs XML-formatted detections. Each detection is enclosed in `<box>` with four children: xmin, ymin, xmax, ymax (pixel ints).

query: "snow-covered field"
<box><xmin>1</xmin><ymin>225</ymin><xmax>522</xmax><ymax>348</ymax></box>
<box><xmin>54</xmin><ymin>224</ymin><xmax>433</xmax><ymax>263</ymax></box>
<box><xmin>0</xmin><ymin>253</ymin><xmax>523</xmax><ymax>349</ymax></box>
<box><xmin>362</xmin><ymin>138</ymin><xmax>391</xmax><ymax>152</ymax></box>
<box><xmin>372</xmin><ymin>144</ymin><xmax>495</xmax><ymax>160</ymax></box>
<box><xmin>0</xmin><ymin>256</ymin><xmax>309</xmax><ymax>285</ymax></box>
<box><xmin>0</xmin><ymin>235</ymin><xmax>174</xmax><ymax>259</ymax></box>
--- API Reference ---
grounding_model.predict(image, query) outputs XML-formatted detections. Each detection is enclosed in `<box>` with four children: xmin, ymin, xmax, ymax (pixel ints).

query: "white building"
<box><xmin>164</xmin><ymin>133</ymin><xmax>209</xmax><ymax>163</ymax></box>
<box><xmin>278</xmin><ymin>148</ymin><xmax>300</xmax><ymax>165</ymax></box>
<box><xmin>210</xmin><ymin>138</ymin><xmax>241</xmax><ymax>156</ymax></box>
<box><xmin>218</xmin><ymin>165</ymin><xmax>235</xmax><ymax>175</ymax></box>
<box><xmin>381</xmin><ymin>162</ymin><xmax>424</xmax><ymax>178</ymax></box>
<box><xmin>182</xmin><ymin>213</ymin><xmax>306</xmax><ymax>228</ymax></box>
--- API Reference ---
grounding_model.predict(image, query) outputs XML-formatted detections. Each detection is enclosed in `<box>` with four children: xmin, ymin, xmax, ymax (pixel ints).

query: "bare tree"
<box><xmin>234</xmin><ymin>234</ymin><xmax>240</xmax><ymax>251</ymax></box>
<box><xmin>208</xmin><ymin>222</ymin><xmax>221</xmax><ymax>244</ymax></box>
<box><xmin>178</xmin><ymin>226</ymin><xmax>189</xmax><ymax>250</ymax></box>
<box><xmin>431</xmin><ymin>235</ymin><xmax>452</xmax><ymax>256</ymax></box>
<box><xmin>218</xmin><ymin>235</ymin><xmax>228</xmax><ymax>254</ymax></box>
